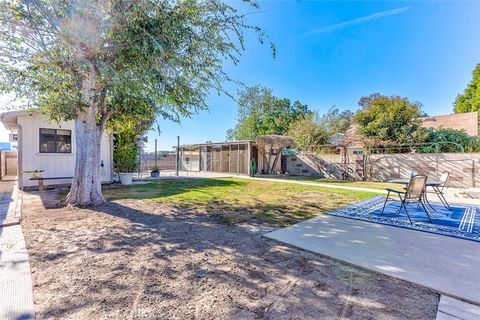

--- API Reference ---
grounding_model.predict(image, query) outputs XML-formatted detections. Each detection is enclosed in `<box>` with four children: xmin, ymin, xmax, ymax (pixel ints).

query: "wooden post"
<box><xmin>220</xmin><ymin>145</ymin><xmax>223</xmax><ymax>173</ymax></box>
<box><xmin>175</xmin><ymin>136</ymin><xmax>180</xmax><ymax>176</ymax></box>
<box><xmin>154</xmin><ymin>139</ymin><xmax>157</xmax><ymax>169</ymax></box>
<box><xmin>228</xmin><ymin>145</ymin><xmax>231</xmax><ymax>173</ymax></box>
<box><xmin>247</xmin><ymin>141</ymin><xmax>252</xmax><ymax>176</ymax></box>
<box><xmin>237</xmin><ymin>144</ymin><xmax>240</xmax><ymax>174</ymax></box>
<box><xmin>198</xmin><ymin>147</ymin><xmax>202</xmax><ymax>172</ymax></box>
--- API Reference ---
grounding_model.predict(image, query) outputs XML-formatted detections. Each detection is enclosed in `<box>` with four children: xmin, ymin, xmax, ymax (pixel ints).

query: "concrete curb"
<box><xmin>0</xmin><ymin>181</ymin><xmax>22</xmax><ymax>227</ymax></box>
<box><xmin>13</xmin><ymin>183</ymin><xmax>23</xmax><ymax>220</ymax></box>
<box><xmin>0</xmin><ymin>219</ymin><xmax>20</xmax><ymax>227</ymax></box>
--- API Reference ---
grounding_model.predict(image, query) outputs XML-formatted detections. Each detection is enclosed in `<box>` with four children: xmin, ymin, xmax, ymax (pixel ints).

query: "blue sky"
<box><xmin>0</xmin><ymin>1</ymin><xmax>478</xmax><ymax>150</ymax></box>
<box><xmin>145</xmin><ymin>0</ymin><xmax>480</xmax><ymax>151</ymax></box>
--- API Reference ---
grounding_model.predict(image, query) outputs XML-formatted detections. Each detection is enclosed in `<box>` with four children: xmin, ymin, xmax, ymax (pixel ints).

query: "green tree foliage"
<box><xmin>358</xmin><ymin>93</ymin><xmax>381</xmax><ymax>110</ymax></box>
<box><xmin>354</xmin><ymin>94</ymin><xmax>425</xmax><ymax>143</ymax></box>
<box><xmin>454</xmin><ymin>63</ymin><xmax>480</xmax><ymax>113</ymax></box>
<box><xmin>287</xmin><ymin>113</ymin><xmax>328</xmax><ymax>152</ymax></box>
<box><xmin>318</xmin><ymin>106</ymin><xmax>354</xmax><ymax>136</ymax></box>
<box><xmin>419</xmin><ymin>128</ymin><xmax>480</xmax><ymax>153</ymax></box>
<box><xmin>110</xmin><ymin>115</ymin><xmax>152</xmax><ymax>173</ymax></box>
<box><xmin>227</xmin><ymin>85</ymin><xmax>310</xmax><ymax>140</ymax></box>
<box><xmin>0</xmin><ymin>0</ymin><xmax>271</xmax><ymax>205</ymax></box>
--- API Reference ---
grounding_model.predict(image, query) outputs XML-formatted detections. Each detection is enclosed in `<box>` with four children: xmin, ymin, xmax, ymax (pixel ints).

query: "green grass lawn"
<box><xmin>102</xmin><ymin>178</ymin><xmax>380</xmax><ymax>227</ymax></box>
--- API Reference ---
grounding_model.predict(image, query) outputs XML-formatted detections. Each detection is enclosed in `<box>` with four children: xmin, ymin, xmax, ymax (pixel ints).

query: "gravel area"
<box><xmin>21</xmin><ymin>191</ymin><xmax>439</xmax><ymax>319</ymax></box>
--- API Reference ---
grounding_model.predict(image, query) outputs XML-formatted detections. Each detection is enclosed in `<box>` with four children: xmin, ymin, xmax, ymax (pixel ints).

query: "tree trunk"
<box><xmin>65</xmin><ymin>61</ymin><xmax>106</xmax><ymax>206</ymax></box>
<box><xmin>65</xmin><ymin>117</ymin><xmax>106</xmax><ymax>206</ymax></box>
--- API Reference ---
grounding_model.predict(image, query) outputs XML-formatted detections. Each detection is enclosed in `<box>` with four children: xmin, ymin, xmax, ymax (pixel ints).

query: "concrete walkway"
<box><xmin>0</xmin><ymin>180</ymin><xmax>35</xmax><ymax>320</ymax></box>
<box><xmin>264</xmin><ymin>214</ymin><xmax>480</xmax><ymax>305</ymax></box>
<box><xmin>240</xmin><ymin>175</ymin><xmax>392</xmax><ymax>194</ymax></box>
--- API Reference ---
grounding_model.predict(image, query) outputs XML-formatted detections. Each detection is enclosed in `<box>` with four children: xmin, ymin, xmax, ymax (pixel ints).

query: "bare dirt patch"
<box><xmin>22</xmin><ymin>191</ymin><xmax>439</xmax><ymax>320</ymax></box>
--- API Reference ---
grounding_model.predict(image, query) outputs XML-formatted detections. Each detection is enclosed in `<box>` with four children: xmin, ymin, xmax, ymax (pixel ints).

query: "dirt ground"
<box><xmin>21</xmin><ymin>191</ymin><xmax>439</xmax><ymax>320</ymax></box>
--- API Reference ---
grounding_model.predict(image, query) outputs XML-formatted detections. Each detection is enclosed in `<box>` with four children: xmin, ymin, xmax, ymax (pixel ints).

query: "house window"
<box><xmin>39</xmin><ymin>128</ymin><xmax>72</xmax><ymax>153</ymax></box>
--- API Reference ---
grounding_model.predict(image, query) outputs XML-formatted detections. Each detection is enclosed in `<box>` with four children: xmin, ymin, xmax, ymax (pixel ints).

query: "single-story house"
<box><xmin>0</xmin><ymin>111</ymin><xmax>113</xmax><ymax>188</ymax></box>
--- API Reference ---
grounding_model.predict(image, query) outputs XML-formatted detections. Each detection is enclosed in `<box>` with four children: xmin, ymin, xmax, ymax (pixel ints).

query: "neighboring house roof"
<box><xmin>420</xmin><ymin>112</ymin><xmax>478</xmax><ymax>136</ymax></box>
<box><xmin>341</xmin><ymin>124</ymin><xmax>364</xmax><ymax>148</ymax></box>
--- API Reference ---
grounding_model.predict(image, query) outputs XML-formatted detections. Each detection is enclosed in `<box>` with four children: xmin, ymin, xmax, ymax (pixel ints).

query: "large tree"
<box><xmin>0</xmin><ymin>0</ymin><xmax>271</xmax><ymax>206</ymax></box>
<box><xmin>318</xmin><ymin>106</ymin><xmax>354</xmax><ymax>136</ymax></box>
<box><xmin>354</xmin><ymin>94</ymin><xmax>425</xmax><ymax>143</ymax></box>
<box><xmin>454</xmin><ymin>63</ymin><xmax>480</xmax><ymax>113</ymax></box>
<box><xmin>227</xmin><ymin>85</ymin><xmax>310</xmax><ymax>140</ymax></box>
<box><xmin>287</xmin><ymin>112</ymin><xmax>328</xmax><ymax>152</ymax></box>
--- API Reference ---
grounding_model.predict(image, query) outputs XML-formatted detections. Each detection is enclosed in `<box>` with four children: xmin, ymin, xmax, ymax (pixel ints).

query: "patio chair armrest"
<box><xmin>385</xmin><ymin>188</ymin><xmax>404</xmax><ymax>195</ymax></box>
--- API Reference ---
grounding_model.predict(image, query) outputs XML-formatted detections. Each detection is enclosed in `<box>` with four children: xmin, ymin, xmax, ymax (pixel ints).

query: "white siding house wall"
<box><xmin>17</xmin><ymin>113</ymin><xmax>112</xmax><ymax>188</ymax></box>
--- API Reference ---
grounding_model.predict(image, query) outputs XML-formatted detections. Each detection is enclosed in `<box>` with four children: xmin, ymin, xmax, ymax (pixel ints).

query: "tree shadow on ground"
<box><xmin>21</xmin><ymin>191</ymin><xmax>440</xmax><ymax>320</ymax></box>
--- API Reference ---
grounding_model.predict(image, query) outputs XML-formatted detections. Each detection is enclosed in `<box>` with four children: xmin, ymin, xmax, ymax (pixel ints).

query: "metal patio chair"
<box><xmin>381</xmin><ymin>174</ymin><xmax>432</xmax><ymax>224</ymax></box>
<box><xmin>427</xmin><ymin>171</ymin><xmax>451</xmax><ymax>210</ymax></box>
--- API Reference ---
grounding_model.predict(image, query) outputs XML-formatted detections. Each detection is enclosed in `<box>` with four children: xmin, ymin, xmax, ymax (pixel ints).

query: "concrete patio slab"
<box><xmin>264</xmin><ymin>214</ymin><xmax>480</xmax><ymax>305</ymax></box>
<box><xmin>436</xmin><ymin>296</ymin><xmax>480</xmax><ymax>320</ymax></box>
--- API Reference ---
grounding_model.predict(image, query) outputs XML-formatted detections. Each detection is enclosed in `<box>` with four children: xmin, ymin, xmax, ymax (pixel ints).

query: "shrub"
<box><xmin>419</xmin><ymin>128</ymin><xmax>480</xmax><ymax>153</ymax></box>
<box><xmin>114</xmin><ymin>143</ymin><xmax>138</xmax><ymax>173</ymax></box>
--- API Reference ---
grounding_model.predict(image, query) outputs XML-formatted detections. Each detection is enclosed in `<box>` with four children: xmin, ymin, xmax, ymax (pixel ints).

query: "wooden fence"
<box><xmin>286</xmin><ymin>152</ymin><xmax>480</xmax><ymax>188</ymax></box>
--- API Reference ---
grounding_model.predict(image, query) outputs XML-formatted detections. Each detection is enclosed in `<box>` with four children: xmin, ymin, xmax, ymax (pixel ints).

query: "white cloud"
<box><xmin>305</xmin><ymin>7</ymin><xmax>410</xmax><ymax>35</ymax></box>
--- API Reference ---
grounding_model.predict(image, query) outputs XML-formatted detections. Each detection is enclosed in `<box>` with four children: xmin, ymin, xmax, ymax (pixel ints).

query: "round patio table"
<box><xmin>389</xmin><ymin>178</ymin><xmax>442</xmax><ymax>187</ymax></box>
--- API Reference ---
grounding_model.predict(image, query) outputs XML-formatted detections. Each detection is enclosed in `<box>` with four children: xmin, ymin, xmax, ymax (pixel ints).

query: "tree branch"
<box><xmin>97</xmin><ymin>89</ymin><xmax>111</xmax><ymax>128</ymax></box>
<box><xmin>98</xmin><ymin>110</ymin><xmax>112</xmax><ymax>129</ymax></box>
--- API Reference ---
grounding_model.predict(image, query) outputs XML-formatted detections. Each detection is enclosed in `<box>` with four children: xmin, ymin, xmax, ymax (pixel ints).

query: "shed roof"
<box><xmin>176</xmin><ymin>140</ymin><xmax>254</xmax><ymax>149</ymax></box>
